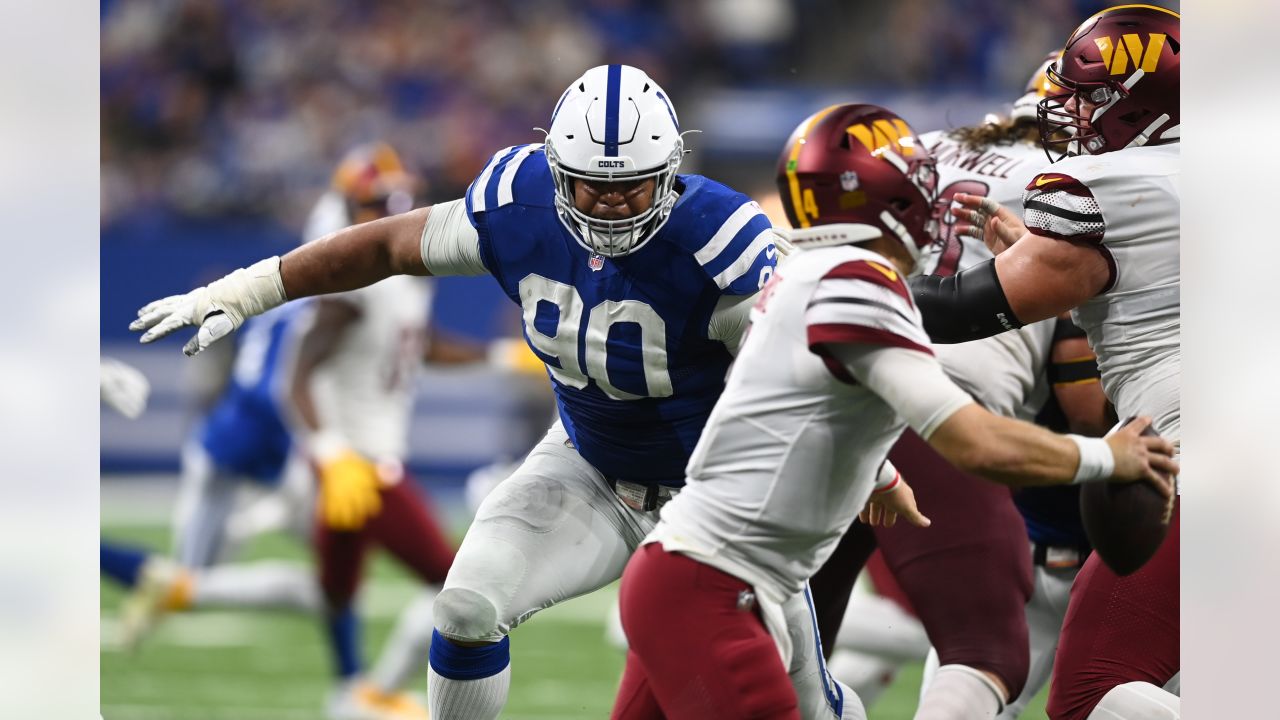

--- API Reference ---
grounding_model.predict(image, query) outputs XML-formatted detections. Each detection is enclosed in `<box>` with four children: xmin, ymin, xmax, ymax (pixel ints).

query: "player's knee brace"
<box><xmin>433</xmin><ymin>587</ymin><xmax>503</xmax><ymax>642</ymax></box>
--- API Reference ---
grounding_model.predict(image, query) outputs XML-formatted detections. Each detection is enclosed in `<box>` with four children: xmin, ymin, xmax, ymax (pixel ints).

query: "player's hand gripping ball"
<box><xmin>1080</xmin><ymin>418</ymin><xmax>1176</xmax><ymax>576</ymax></box>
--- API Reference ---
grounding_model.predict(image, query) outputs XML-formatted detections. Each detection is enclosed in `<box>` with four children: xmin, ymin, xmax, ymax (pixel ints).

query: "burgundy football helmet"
<box><xmin>1039</xmin><ymin>4</ymin><xmax>1180</xmax><ymax>159</ymax></box>
<box><xmin>775</xmin><ymin>103</ymin><xmax>939</xmax><ymax>274</ymax></box>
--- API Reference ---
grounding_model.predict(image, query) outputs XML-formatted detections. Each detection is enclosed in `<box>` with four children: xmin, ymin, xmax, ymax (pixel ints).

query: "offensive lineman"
<box><xmin>610</xmin><ymin>103</ymin><xmax>1176</xmax><ymax>720</ymax></box>
<box><xmin>129</xmin><ymin>65</ymin><xmax>783</xmax><ymax>720</ymax></box>
<box><xmin>916</xmin><ymin>6</ymin><xmax>1182</xmax><ymax>718</ymax></box>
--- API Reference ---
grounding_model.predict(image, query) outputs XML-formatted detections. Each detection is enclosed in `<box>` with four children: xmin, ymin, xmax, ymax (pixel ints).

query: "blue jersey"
<box><xmin>197</xmin><ymin>303</ymin><xmax>308</xmax><ymax>482</ymax></box>
<box><xmin>466</xmin><ymin>144</ymin><xmax>777</xmax><ymax>485</ymax></box>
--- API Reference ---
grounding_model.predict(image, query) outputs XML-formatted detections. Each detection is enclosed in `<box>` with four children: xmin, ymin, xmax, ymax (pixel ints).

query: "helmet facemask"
<box><xmin>1037</xmin><ymin>65</ymin><xmax>1122</xmax><ymax>162</ymax></box>
<box><xmin>882</xmin><ymin>148</ymin><xmax>942</xmax><ymax>275</ymax></box>
<box><xmin>545</xmin><ymin>134</ymin><xmax>683</xmax><ymax>258</ymax></box>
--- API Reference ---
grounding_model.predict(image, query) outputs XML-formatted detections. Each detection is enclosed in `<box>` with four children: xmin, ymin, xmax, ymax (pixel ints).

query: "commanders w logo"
<box><xmin>1095</xmin><ymin>33</ymin><xmax>1167</xmax><ymax>75</ymax></box>
<box><xmin>846</xmin><ymin>119</ymin><xmax>916</xmax><ymax>158</ymax></box>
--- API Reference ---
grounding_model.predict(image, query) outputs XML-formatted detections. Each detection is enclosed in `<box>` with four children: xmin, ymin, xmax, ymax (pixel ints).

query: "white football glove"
<box><xmin>130</xmin><ymin>257</ymin><xmax>287</xmax><ymax>356</ymax></box>
<box><xmin>100</xmin><ymin>357</ymin><xmax>150</xmax><ymax>419</ymax></box>
<box><xmin>771</xmin><ymin>228</ymin><xmax>797</xmax><ymax>259</ymax></box>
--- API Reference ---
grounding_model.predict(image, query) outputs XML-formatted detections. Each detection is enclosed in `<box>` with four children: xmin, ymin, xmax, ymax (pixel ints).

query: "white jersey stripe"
<box><xmin>695</xmin><ymin>201</ymin><xmax>765</xmax><ymax>266</ymax></box>
<box><xmin>810</xmin><ymin>279</ymin><xmax>913</xmax><ymax>315</ymax></box>
<box><xmin>805</xmin><ymin>302</ymin><xmax>930</xmax><ymax>348</ymax></box>
<box><xmin>467</xmin><ymin>145</ymin><xmax>517</xmax><ymax>214</ymax></box>
<box><xmin>496</xmin><ymin>144</ymin><xmax>541</xmax><ymax>208</ymax></box>
<box><xmin>712</xmin><ymin>228</ymin><xmax>774</xmax><ymax>289</ymax></box>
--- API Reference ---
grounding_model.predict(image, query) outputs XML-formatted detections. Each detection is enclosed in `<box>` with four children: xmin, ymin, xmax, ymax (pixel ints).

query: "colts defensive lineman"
<box><xmin>129</xmin><ymin>65</ymin><xmax>779</xmax><ymax>720</ymax></box>
<box><xmin>610</xmin><ymin>103</ymin><xmax>1176</xmax><ymax>720</ymax></box>
<box><xmin>918</xmin><ymin>6</ymin><xmax>1182</xmax><ymax>719</ymax></box>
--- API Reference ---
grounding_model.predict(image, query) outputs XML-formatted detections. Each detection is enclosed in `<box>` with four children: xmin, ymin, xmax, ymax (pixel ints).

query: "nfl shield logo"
<box><xmin>840</xmin><ymin>171</ymin><xmax>860</xmax><ymax>192</ymax></box>
<box><xmin>589</xmin><ymin>254</ymin><xmax>604</xmax><ymax>271</ymax></box>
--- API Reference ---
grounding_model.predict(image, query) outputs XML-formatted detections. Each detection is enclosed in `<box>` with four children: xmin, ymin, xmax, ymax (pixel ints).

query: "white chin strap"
<box><xmin>784</xmin><ymin>223</ymin><xmax>882</xmax><ymax>250</ymax></box>
<box><xmin>879</xmin><ymin>210</ymin><xmax>932</xmax><ymax>273</ymax></box>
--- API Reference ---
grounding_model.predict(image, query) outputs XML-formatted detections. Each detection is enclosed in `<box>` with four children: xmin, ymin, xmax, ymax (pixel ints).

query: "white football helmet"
<box><xmin>544</xmin><ymin>65</ymin><xmax>684</xmax><ymax>257</ymax></box>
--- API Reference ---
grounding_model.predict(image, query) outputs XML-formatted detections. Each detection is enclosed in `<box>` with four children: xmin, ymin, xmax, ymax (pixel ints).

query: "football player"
<box><xmin>292</xmin><ymin>142</ymin><xmax>462</xmax><ymax>720</ymax></box>
<box><xmin>914</xmin><ymin>6</ymin><xmax>1182</xmax><ymax>719</ymax></box>
<box><xmin>125</xmin><ymin>145</ymin><xmax>475</xmax><ymax>720</ymax></box>
<box><xmin>129</xmin><ymin>65</ymin><xmax>780</xmax><ymax>720</ymax></box>
<box><xmin>809</xmin><ymin>51</ymin><xmax>1107</xmax><ymax>720</ymax></box>
<box><xmin>609</xmin><ymin>103</ymin><xmax>1176</xmax><ymax>720</ymax></box>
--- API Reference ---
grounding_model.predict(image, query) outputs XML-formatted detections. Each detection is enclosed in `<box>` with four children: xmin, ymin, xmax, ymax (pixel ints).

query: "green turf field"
<box><xmin>102</xmin><ymin>522</ymin><xmax>1048</xmax><ymax>719</ymax></box>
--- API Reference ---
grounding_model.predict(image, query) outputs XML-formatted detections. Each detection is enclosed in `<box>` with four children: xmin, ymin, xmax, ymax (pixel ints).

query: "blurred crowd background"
<box><xmin>100</xmin><ymin>0</ymin><xmax>1162</xmax><ymax>477</ymax></box>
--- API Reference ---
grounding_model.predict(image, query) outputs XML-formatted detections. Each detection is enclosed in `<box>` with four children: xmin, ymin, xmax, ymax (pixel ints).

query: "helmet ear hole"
<box><xmin>1118</xmin><ymin>109</ymin><xmax>1149</xmax><ymax>125</ymax></box>
<box><xmin>889</xmin><ymin>198</ymin><xmax>911</xmax><ymax>213</ymax></box>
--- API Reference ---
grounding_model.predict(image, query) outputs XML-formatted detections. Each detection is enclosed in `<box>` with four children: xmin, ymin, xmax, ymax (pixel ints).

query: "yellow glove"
<box><xmin>488</xmin><ymin>338</ymin><xmax>547</xmax><ymax>376</ymax></box>
<box><xmin>312</xmin><ymin>432</ymin><xmax>382</xmax><ymax>531</ymax></box>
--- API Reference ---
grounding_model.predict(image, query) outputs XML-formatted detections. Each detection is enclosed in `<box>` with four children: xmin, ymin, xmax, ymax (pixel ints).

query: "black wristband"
<box><xmin>908</xmin><ymin>258</ymin><xmax>1023</xmax><ymax>343</ymax></box>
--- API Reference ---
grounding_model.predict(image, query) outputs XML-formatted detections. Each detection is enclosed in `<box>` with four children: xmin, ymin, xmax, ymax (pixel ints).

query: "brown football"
<box><xmin>1078</xmin><ymin>418</ymin><xmax>1175</xmax><ymax>576</ymax></box>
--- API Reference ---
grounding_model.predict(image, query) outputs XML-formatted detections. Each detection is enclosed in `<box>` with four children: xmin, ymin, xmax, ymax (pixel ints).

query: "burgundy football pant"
<box><xmin>1046</xmin><ymin>501</ymin><xmax>1180</xmax><ymax>720</ymax></box>
<box><xmin>810</xmin><ymin>429</ymin><xmax>1034</xmax><ymax>699</ymax></box>
<box><xmin>314</xmin><ymin>478</ymin><xmax>456</xmax><ymax>607</ymax></box>
<box><xmin>612</xmin><ymin>543</ymin><xmax>801</xmax><ymax>720</ymax></box>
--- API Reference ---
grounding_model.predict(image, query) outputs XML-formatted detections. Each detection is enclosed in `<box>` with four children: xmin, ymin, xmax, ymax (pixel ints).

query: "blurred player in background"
<box><xmin>129</xmin><ymin>64</ymin><xmax>780</xmax><ymax>720</ymax></box>
<box><xmin>611</xmin><ymin>102</ymin><xmax>1175</xmax><ymax>720</ymax></box>
<box><xmin>917</xmin><ymin>6</ymin><xmax>1182</xmax><ymax>718</ymax></box>
<box><xmin>293</xmin><ymin>142</ymin><xmax>470</xmax><ymax>720</ymax></box>
<box><xmin>122</xmin><ymin>144</ymin><xmax>485</xmax><ymax>720</ymax></box>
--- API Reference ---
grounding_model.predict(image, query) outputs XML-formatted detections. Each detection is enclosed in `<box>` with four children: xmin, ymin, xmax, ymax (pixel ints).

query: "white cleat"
<box><xmin>327</xmin><ymin>679</ymin><xmax>429</xmax><ymax>720</ymax></box>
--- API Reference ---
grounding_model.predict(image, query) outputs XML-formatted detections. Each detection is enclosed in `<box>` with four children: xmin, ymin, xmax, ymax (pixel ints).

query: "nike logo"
<box><xmin>867</xmin><ymin>261</ymin><xmax>898</xmax><ymax>283</ymax></box>
<box><xmin>1035</xmin><ymin>176</ymin><xmax>1063</xmax><ymax>187</ymax></box>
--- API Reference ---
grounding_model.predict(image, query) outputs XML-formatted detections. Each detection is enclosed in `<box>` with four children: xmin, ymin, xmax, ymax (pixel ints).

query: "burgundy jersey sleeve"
<box><xmin>1022</xmin><ymin>172</ymin><xmax>1107</xmax><ymax>242</ymax></box>
<box><xmin>805</xmin><ymin>260</ymin><xmax>934</xmax><ymax>362</ymax></box>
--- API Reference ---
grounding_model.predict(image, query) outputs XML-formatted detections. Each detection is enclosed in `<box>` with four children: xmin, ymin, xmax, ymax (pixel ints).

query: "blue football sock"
<box><xmin>100</xmin><ymin>540</ymin><xmax>149</xmax><ymax>588</ymax></box>
<box><xmin>428</xmin><ymin>630</ymin><xmax>511</xmax><ymax>680</ymax></box>
<box><xmin>325</xmin><ymin>605</ymin><xmax>363</xmax><ymax>679</ymax></box>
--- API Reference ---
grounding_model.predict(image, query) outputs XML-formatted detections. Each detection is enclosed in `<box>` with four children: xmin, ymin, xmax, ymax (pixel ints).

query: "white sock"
<box><xmin>369</xmin><ymin>587</ymin><xmax>438</xmax><ymax>693</ymax></box>
<box><xmin>920</xmin><ymin>646</ymin><xmax>940</xmax><ymax>700</ymax></box>
<box><xmin>192</xmin><ymin>562</ymin><xmax>320</xmax><ymax>612</ymax></box>
<box><xmin>1087</xmin><ymin>682</ymin><xmax>1180</xmax><ymax>720</ymax></box>
<box><xmin>428</xmin><ymin>663</ymin><xmax>510</xmax><ymax>720</ymax></box>
<box><xmin>914</xmin><ymin>664</ymin><xmax>1003</xmax><ymax>720</ymax></box>
<box><xmin>427</xmin><ymin>633</ymin><xmax>511</xmax><ymax>720</ymax></box>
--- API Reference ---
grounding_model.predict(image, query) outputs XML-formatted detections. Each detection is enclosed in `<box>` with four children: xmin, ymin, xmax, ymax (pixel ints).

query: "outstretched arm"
<box><xmin>909</xmin><ymin>192</ymin><xmax>1111</xmax><ymax>344</ymax></box>
<box><xmin>828</xmin><ymin>343</ymin><xmax>1176</xmax><ymax>494</ymax></box>
<box><xmin>280</xmin><ymin>207</ymin><xmax>432</xmax><ymax>299</ymax></box>
<box><xmin>130</xmin><ymin>203</ymin><xmax>474</xmax><ymax>356</ymax></box>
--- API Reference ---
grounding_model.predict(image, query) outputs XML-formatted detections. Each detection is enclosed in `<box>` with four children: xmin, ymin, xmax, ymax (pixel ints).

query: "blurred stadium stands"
<box><xmin>101</xmin><ymin>0</ymin><xmax>1155</xmax><ymax>481</ymax></box>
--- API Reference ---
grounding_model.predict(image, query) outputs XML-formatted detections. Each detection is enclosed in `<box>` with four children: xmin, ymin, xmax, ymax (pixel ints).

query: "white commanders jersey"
<box><xmin>309</xmin><ymin>276</ymin><xmax>432</xmax><ymax>463</ymax></box>
<box><xmin>303</xmin><ymin>191</ymin><xmax>435</xmax><ymax>463</ymax></box>
<box><xmin>921</xmin><ymin>129</ymin><xmax>1056</xmax><ymax>420</ymax></box>
<box><xmin>652</xmin><ymin>245</ymin><xmax>935</xmax><ymax>604</ymax></box>
<box><xmin>1022</xmin><ymin>143</ymin><xmax>1180</xmax><ymax>440</ymax></box>
<box><xmin>921</xmin><ymin>130</ymin><xmax>1047</xmax><ymax>276</ymax></box>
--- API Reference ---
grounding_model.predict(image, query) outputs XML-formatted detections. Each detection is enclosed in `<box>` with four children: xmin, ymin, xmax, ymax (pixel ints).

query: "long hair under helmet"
<box><xmin>544</xmin><ymin>65</ymin><xmax>685</xmax><ymax>257</ymax></box>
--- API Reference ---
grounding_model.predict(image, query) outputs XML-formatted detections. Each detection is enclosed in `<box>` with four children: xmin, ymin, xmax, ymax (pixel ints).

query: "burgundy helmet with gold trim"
<box><xmin>1039</xmin><ymin>4</ymin><xmax>1180</xmax><ymax>159</ymax></box>
<box><xmin>775</xmin><ymin>103</ymin><xmax>939</xmax><ymax>274</ymax></box>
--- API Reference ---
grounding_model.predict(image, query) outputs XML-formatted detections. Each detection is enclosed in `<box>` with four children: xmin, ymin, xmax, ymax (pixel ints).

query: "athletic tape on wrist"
<box><xmin>1067</xmin><ymin>434</ymin><xmax>1115</xmax><ymax>483</ymax></box>
<box><xmin>205</xmin><ymin>256</ymin><xmax>287</xmax><ymax>327</ymax></box>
